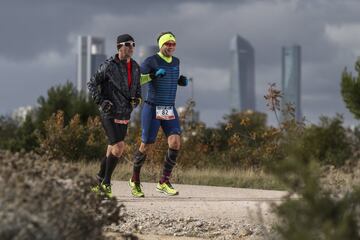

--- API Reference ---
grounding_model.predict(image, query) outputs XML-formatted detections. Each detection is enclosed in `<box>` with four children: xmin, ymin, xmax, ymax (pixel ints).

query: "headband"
<box><xmin>158</xmin><ymin>33</ymin><xmax>176</xmax><ymax>49</ymax></box>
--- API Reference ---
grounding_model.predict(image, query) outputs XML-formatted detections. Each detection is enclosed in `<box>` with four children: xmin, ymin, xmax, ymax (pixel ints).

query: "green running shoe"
<box><xmin>156</xmin><ymin>181</ymin><xmax>179</xmax><ymax>196</ymax></box>
<box><xmin>91</xmin><ymin>184</ymin><xmax>100</xmax><ymax>194</ymax></box>
<box><xmin>128</xmin><ymin>179</ymin><xmax>145</xmax><ymax>198</ymax></box>
<box><xmin>100</xmin><ymin>183</ymin><xmax>112</xmax><ymax>198</ymax></box>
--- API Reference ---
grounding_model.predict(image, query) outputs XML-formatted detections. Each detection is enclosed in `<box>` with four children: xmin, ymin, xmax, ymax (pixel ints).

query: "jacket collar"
<box><xmin>113</xmin><ymin>54</ymin><xmax>131</xmax><ymax>64</ymax></box>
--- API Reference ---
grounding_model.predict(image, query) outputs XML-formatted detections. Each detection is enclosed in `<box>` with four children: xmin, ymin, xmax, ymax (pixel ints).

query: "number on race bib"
<box><xmin>156</xmin><ymin>106</ymin><xmax>175</xmax><ymax>120</ymax></box>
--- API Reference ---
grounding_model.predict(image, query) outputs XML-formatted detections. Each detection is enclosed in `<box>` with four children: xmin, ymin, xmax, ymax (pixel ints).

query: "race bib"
<box><xmin>114</xmin><ymin>119</ymin><xmax>129</xmax><ymax>125</ymax></box>
<box><xmin>156</xmin><ymin>106</ymin><xmax>175</xmax><ymax>120</ymax></box>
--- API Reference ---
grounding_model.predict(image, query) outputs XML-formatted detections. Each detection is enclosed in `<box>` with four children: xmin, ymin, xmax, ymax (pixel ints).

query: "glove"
<box><xmin>100</xmin><ymin>100</ymin><xmax>113</xmax><ymax>113</ymax></box>
<box><xmin>155</xmin><ymin>68</ymin><xmax>166</xmax><ymax>78</ymax></box>
<box><xmin>178</xmin><ymin>75</ymin><xmax>188</xmax><ymax>86</ymax></box>
<box><xmin>150</xmin><ymin>68</ymin><xmax>166</xmax><ymax>79</ymax></box>
<box><xmin>130</xmin><ymin>97</ymin><xmax>142</xmax><ymax>108</ymax></box>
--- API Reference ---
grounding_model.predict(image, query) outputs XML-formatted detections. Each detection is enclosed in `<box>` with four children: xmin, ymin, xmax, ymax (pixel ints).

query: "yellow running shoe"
<box><xmin>100</xmin><ymin>183</ymin><xmax>112</xmax><ymax>198</ymax></box>
<box><xmin>156</xmin><ymin>181</ymin><xmax>179</xmax><ymax>196</ymax></box>
<box><xmin>91</xmin><ymin>185</ymin><xmax>100</xmax><ymax>194</ymax></box>
<box><xmin>128</xmin><ymin>179</ymin><xmax>145</xmax><ymax>198</ymax></box>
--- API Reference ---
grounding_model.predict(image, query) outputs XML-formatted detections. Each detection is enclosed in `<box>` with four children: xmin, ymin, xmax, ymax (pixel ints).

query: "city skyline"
<box><xmin>1</xmin><ymin>0</ymin><xmax>360</xmax><ymax>127</ymax></box>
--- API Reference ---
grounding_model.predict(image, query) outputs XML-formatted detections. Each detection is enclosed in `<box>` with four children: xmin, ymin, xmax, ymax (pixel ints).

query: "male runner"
<box><xmin>129</xmin><ymin>32</ymin><xmax>189</xmax><ymax>197</ymax></box>
<box><xmin>88</xmin><ymin>34</ymin><xmax>141</xmax><ymax>197</ymax></box>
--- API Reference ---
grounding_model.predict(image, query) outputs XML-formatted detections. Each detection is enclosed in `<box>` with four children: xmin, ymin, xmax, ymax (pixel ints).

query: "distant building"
<box><xmin>76</xmin><ymin>36</ymin><xmax>106</xmax><ymax>94</ymax></box>
<box><xmin>12</xmin><ymin>106</ymin><xmax>33</xmax><ymax>124</ymax></box>
<box><xmin>281</xmin><ymin>45</ymin><xmax>302</xmax><ymax>122</ymax></box>
<box><xmin>230</xmin><ymin>35</ymin><xmax>255</xmax><ymax>112</ymax></box>
<box><xmin>137</xmin><ymin>45</ymin><xmax>158</xmax><ymax>99</ymax></box>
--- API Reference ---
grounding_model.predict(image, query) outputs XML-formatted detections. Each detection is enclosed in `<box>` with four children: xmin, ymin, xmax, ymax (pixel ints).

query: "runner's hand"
<box><xmin>150</xmin><ymin>68</ymin><xmax>166</xmax><ymax>79</ymax></box>
<box><xmin>100</xmin><ymin>100</ymin><xmax>113</xmax><ymax>113</ymax></box>
<box><xmin>130</xmin><ymin>97</ymin><xmax>142</xmax><ymax>108</ymax></box>
<box><xmin>155</xmin><ymin>68</ymin><xmax>166</xmax><ymax>78</ymax></box>
<box><xmin>178</xmin><ymin>75</ymin><xmax>188</xmax><ymax>86</ymax></box>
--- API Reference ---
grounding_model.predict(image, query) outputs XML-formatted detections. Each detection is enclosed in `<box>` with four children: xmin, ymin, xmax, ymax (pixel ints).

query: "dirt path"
<box><xmin>107</xmin><ymin>181</ymin><xmax>286</xmax><ymax>239</ymax></box>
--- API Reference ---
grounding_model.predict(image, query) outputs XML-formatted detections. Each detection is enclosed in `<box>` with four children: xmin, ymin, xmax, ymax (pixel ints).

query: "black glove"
<box><xmin>100</xmin><ymin>100</ymin><xmax>113</xmax><ymax>113</ymax></box>
<box><xmin>130</xmin><ymin>97</ymin><xmax>142</xmax><ymax>108</ymax></box>
<box><xmin>178</xmin><ymin>75</ymin><xmax>189</xmax><ymax>86</ymax></box>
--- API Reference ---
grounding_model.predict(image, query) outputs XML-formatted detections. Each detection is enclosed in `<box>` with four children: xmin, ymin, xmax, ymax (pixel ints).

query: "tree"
<box><xmin>301</xmin><ymin>115</ymin><xmax>351</xmax><ymax>166</ymax></box>
<box><xmin>0</xmin><ymin>116</ymin><xmax>18</xmax><ymax>150</ymax></box>
<box><xmin>35</xmin><ymin>81</ymin><xmax>99</xmax><ymax>129</ymax></box>
<box><xmin>0</xmin><ymin>82</ymin><xmax>100</xmax><ymax>153</ymax></box>
<box><xmin>341</xmin><ymin>59</ymin><xmax>360</xmax><ymax>119</ymax></box>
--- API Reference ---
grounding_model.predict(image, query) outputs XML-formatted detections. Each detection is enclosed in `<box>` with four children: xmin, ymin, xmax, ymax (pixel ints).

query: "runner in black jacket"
<box><xmin>88</xmin><ymin>34</ymin><xmax>141</xmax><ymax>197</ymax></box>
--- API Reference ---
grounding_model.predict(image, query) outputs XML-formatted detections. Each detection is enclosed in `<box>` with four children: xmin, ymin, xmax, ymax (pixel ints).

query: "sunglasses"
<box><xmin>164</xmin><ymin>42</ymin><xmax>176</xmax><ymax>47</ymax></box>
<box><xmin>118</xmin><ymin>42</ymin><xmax>135</xmax><ymax>48</ymax></box>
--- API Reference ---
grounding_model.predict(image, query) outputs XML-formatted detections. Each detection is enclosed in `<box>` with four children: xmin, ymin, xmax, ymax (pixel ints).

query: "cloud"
<box><xmin>0</xmin><ymin>52</ymin><xmax>74</xmax><ymax>114</ymax></box>
<box><xmin>1</xmin><ymin>0</ymin><xmax>360</xmax><ymax>127</ymax></box>
<box><xmin>325</xmin><ymin>23</ymin><xmax>360</xmax><ymax>56</ymax></box>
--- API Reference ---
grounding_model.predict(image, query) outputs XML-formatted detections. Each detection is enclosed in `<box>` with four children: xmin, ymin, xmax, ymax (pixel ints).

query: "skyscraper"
<box><xmin>137</xmin><ymin>45</ymin><xmax>158</xmax><ymax>99</ymax></box>
<box><xmin>77</xmin><ymin>36</ymin><xmax>106</xmax><ymax>93</ymax></box>
<box><xmin>281</xmin><ymin>45</ymin><xmax>301</xmax><ymax>122</ymax></box>
<box><xmin>230</xmin><ymin>35</ymin><xmax>255</xmax><ymax>112</ymax></box>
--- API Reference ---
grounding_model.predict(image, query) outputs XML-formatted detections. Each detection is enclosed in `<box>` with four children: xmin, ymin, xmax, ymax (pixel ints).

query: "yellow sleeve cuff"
<box><xmin>140</xmin><ymin>74</ymin><xmax>152</xmax><ymax>85</ymax></box>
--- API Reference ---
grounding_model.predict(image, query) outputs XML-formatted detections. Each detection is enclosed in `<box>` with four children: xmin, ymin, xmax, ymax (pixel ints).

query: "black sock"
<box><xmin>103</xmin><ymin>154</ymin><xmax>119</xmax><ymax>185</ymax></box>
<box><xmin>97</xmin><ymin>156</ymin><xmax>107</xmax><ymax>184</ymax></box>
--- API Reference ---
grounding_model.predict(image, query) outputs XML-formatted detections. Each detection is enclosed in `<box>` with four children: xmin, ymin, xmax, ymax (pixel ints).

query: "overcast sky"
<box><xmin>1</xmin><ymin>0</ymin><xmax>360</xmax><ymax>126</ymax></box>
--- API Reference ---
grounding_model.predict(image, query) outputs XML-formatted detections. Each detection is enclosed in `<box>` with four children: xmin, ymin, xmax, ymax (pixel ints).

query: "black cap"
<box><xmin>117</xmin><ymin>34</ymin><xmax>134</xmax><ymax>44</ymax></box>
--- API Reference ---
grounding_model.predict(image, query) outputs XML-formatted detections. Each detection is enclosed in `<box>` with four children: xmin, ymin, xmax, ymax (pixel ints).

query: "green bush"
<box><xmin>301</xmin><ymin>115</ymin><xmax>352</xmax><ymax>167</ymax></box>
<box><xmin>36</xmin><ymin>81</ymin><xmax>99</xmax><ymax>129</ymax></box>
<box><xmin>341</xmin><ymin>59</ymin><xmax>360</xmax><ymax>120</ymax></box>
<box><xmin>0</xmin><ymin>116</ymin><xmax>19</xmax><ymax>150</ymax></box>
<box><xmin>268</xmin><ymin>139</ymin><xmax>360</xmax><ymax>240</ymax></box>
<box><xmin>0</xmin><ymin>82</ymin><xmax>99</xmax><ymax>154</ymax></box>
<box><xmin>262</xmin><ymin>102</ymin><xmax>360</xmax><ymax>240</ymax></box>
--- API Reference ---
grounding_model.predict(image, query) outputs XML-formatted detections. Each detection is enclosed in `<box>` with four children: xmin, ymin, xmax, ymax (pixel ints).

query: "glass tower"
<box><xmin>230</xmin><ymin>35</ymin><xmax>255</xmax><ymax>112</ymax></box>
<box><xmin>137</xmin><ymin>45</ymin><xmax>158</xmax><ymax>99</ymax></box>
<box><xmin>77</xmin><ymin>36</ymin><xmax>106</xmax><ymax>93</ymax></box>
<box><xmin>281</xmin><ymin>45</ymin><xmax>301</xmax><ymax>122</ymax></box>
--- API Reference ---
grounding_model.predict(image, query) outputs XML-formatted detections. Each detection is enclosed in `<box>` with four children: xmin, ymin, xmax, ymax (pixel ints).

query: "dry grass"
<box><xmin>73</xmin><ymin>160</ymin><xmax>285</xmax><ymax>190</ymax></box>
<box><xmin>72</xmin><ymin>158</ymin><xmax>360</xmax><ymax>192</ymax></box>
<box><xmin>320</xmin><ymin>161</ymin><xmax>360</xmax><ymax>196</ymax></box>
<box><xmin>172</xmin><ymin>167</ymin><xmax>285</xmax><ymax>190</ymax></box>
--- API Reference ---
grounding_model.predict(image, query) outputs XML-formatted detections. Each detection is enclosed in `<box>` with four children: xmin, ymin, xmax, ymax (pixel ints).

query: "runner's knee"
<box><xmin>139</xmin><ymin>143</ymin><xmax>152</xmax><ymax>154</ymax></box>
<box><xmin>168</xmin><ymin>135</ymin><xmax>180</xmax><ymax>150</ymax></box>
<box><xmin>111</xmin><ymin>141</ymin><xmax>125</xmax><ymax>157</ymax></box>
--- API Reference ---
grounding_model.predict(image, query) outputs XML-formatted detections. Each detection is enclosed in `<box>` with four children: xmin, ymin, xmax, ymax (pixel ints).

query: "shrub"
<box><xmin>0</xmin><ymin>151</ymin><xmax>125</xmax><ymax>240</ymax></box>
<box><xmin>37</xmin><ymin>110</ymin><xmax>107</xmax><ymax>161</ymax></box>
<box><xmin>301</xmin><ymin>115</ymin><xmax>352</xmax><ymax>167</ymax></box>
<box><xmin>263</xmin><ymin>83</ymin><xmax>360</xmax><ymax>239</ymax></box>
<box><xmin>341</xmin><ymin>59</ymin><xmax>360</xmax><ymax>120</ymax></box>
<box><xmin>35</xmin><ymin>81</ymin><xmax>99</xmax><ymax>129</ymax></box>
<box><xmin>269</xmin><ymin>141</ymin><xmax>360</xmax><ymax>240</ymax></box>
<box><xmin>0</xmin><ymin>115</ymin><xmax>38</xmax><ymax>152</ymax></box>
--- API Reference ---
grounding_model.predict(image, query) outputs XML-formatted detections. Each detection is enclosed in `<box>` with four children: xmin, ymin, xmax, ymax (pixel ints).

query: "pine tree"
<box><xmin>35</xmin><ymin>81</ymin><xmax>98</xmax><ymax>129</ymax></box>
<box><xmin>341</xmin><ymin>59</ymin><xmax>360</xmax><ymax>119</ymax></box>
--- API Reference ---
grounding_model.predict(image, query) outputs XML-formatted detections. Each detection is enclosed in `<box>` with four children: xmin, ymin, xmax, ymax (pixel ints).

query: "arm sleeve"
<box><xmin>87</xmin><ymin>63</ymin><xmax>107</xmax><ymax>105</ymax></box>
<box><xmin>140</xmin><ymin>57</ymin><xmax>156</xmax><ymax>85</ymax></box>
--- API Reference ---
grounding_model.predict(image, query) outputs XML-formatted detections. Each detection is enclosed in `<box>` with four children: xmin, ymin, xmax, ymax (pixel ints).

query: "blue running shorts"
<box><xmin>141</xmin><ymin>102</ymin><xmax>182</xmax><ymax>144</ymax></box>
